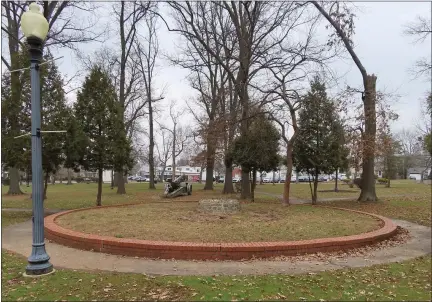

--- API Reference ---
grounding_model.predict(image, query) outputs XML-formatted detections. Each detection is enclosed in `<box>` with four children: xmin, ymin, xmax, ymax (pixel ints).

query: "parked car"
<box><xmin>279</xmin><ymin>177</ymin><xmax>286</xmax><ymax>183</ymax></box>
<box><xmin>297</xmin><ymin>175</ymin><xmax>309</xmax><ymax>182</ymax></box>
<box><xmin>217</xmin><ymin>177</ymin><xmax>225</xmax><ymax>183</ymax></box>
<box><xmin>232</xmin><ymin>177</ymin><xmax>241</xmax><ymax>183</ymax></box>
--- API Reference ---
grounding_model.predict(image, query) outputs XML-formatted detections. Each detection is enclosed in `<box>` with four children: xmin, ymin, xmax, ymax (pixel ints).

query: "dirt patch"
<box><xmin>56</xmin><ymin>202</ymin><xmax>382</xmax><ymax>243</ymax></box>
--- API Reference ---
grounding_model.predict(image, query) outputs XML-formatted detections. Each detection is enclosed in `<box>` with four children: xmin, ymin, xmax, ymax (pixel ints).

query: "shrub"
<box><xmin>353</xmin><ymin>178</ymin><xmax>362</xmax><ymax>189</ymax></box>
<box><xmin>75</xmin><ymin>177</ymin><xmax>84</xmax><ymax>183</ymax></box>
<box><xmin>377</xmin><ymin>178</ymin><xmax>388</xmax><ymax>184</ymax></box>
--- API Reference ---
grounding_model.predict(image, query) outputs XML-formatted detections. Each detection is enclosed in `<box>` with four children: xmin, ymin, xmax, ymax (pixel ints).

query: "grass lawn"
<box><xmin>1</xmin><ymin>211</ymin><xmax>33</xmax><ymax>227</ymax></box>
<box><xmin>56</xmin><ymin>203</ymin><xmax>381</xmax><ymax>242</ymax></box>
<box><xmin>255</xmin><ymin>179</ymin><xmax>431</xmax><ymax>200</ymax></box>
<box><xmin>1</xmin><ymin>183</ymin><xmax>238</xmax><ymax>210</ymax></box>
<box><xmin>2</xmin><ymin>248</ymin><xmax>430</xmax><ymax>301</ymax></box>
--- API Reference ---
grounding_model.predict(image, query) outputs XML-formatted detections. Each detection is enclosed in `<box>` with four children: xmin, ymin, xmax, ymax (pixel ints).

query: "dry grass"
<box><xmin>57</xmin><ymin>203</ymin><xmax>381</xmax><ymax>242</ymax></box>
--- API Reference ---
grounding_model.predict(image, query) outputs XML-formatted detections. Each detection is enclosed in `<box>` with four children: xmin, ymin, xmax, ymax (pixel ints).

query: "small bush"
<box><xmin>353</xmin><ymin>178</ymin><xmax>362</xmax><ymax>189</ymax></box>
<box><xmin>75</xmin><ymin>177</ymin><xmax>84</xmax><ymax>183</ymax></box>
<box><xmin>377</xmin><ymin>178</ymin><xmax>388</xmax><ymax>184</ymax></box>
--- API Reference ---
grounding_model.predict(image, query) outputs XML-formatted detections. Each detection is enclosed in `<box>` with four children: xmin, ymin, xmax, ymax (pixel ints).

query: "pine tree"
<box><xmin>1</xmin><ymin>49</ymin><xmax>32</xmax><ymax>194</ymax></box>
<box><xmin>293</xmin><ymin>76</ymin><xmax>346</xmax><ymax>204</ymax></box>
<box><xmin>2</xmin><ymin>51</ymin><xmax>69</xmax><ymax>198</ymax></box>
<box><xmin>75</xmin><ymin>66</ymin><xmax>131</xmax><ymax>206</ymax></box>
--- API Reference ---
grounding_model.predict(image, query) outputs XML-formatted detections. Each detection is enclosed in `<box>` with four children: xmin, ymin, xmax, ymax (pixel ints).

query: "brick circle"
<box><xmin>44</xmin><ymin>203</ymin><xmax>398</xmax><ymax>260</ymax></box>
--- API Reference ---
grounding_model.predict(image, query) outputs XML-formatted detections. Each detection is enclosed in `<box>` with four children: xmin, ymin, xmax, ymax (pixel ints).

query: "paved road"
<box><xmin>2</xmin><ymin>219</ymin><xmax>430</xmax><ymax>276</ymax></box>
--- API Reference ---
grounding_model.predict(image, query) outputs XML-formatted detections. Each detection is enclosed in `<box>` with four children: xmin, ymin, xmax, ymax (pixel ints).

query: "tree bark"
<box><xmin>43</xmin><ymin>171</ymin><xmax>49</xmax><ymax>201</ymax></box>
<box><xmin>312</xmin><ymin>178</ymin><xmax>318</xmax><ymax>205</ymax></box>
<box><xmin>222</xmin><ymin>162</ymin><xmax>234</xmax><ymax>194</ymax></box>
<box><xmin>251</xmin><ymin>168</ymin><xmax>257</xmax><ymax>202</ymax></box>
<box><xmin>51</xmin><ymin>173</ymin><xmax>56</xmax><ymax>185</ymax></box>
<box><xmin>113</xmin><ymin>172</ymin><xmax>119</xmax><ymax>187</ymax></box>
<box><xmin>334</xmin><ymin>170</ymin><xmax>339</xmax><ymax>192</ymax></box>
<box><xmin>240</xmin><ymin>169</ymin><xmax>251</xmax><ymax>199</ymax></box>
<box><xmin>7</xmin><ymin>167</ymin><xmax>23</xmax><ymax>195</ymax></box>
<box><xmin>204</xmin><ymin>143</ymin><xmax>215</xmax><ymax>190</ymax></box>
<box><xmin>282</xmin><ymin>143</ymin><xmax>294</xmax><ymax>205</ymax></box>
<box><xmin>97</xmin><ymin>168</ymin><xmax>103</xmax><ymax>206</ymax></box>
<box><xmin>358</xmin><ymin>75</ymin><xmax>378</xmax><ymax>202</ymax></box>
<box><xmin>148</xmin><ymin>97</ymin><xmax>156</xmax><ymax>189</ymax></box>
<box><xmin>117</xmin><ymin>171</ymin><xmax>126</xmax><ymax>194</ymax></box>
<box><xmin>67</xmin><ymin>169</ymin><xmax>72</xmax><ymax>185</ymax></box>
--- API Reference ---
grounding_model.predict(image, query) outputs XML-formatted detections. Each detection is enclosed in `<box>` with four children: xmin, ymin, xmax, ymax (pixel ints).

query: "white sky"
<box><xmin>3</xmin><ymin>2</ymin><xmax>432</xmax><ymax>142</ymax></box>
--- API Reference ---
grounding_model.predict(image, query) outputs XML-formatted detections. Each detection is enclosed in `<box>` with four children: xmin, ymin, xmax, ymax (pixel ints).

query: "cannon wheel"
<box><xmin>187</xmin><ymin>184</ymin><xmax>192</xmax><ymax>195</ymax></box>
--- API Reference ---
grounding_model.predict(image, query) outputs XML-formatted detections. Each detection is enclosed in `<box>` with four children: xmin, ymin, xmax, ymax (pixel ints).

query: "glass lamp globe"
<box><xmin>21</xmin><ymin>3</ymin><xmax>49</xmax><ymax>41</ymax></box>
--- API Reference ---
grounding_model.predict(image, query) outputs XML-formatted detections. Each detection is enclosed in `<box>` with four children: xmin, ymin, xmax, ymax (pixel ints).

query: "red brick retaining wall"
<box><xmin>45</xmin><ymin>204</ymin><xmax>398</xmax><ymax>260</ymax></box>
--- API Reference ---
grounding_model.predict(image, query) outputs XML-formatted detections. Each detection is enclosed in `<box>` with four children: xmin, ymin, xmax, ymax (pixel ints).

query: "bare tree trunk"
<box><xmin>43</xmin><ymin>172</ymin><xmax>49</xmax><ymax>201</ymax></box>
<box><xmin>113</xmin><ymin>172</ymin><xmax>119</xmax><ymax>187</ymax></box>
<box><xmin>204</xmin><ymin>143</ymin><xmax>215</xmax><ymax>190</ymax></box>
<box><xmin>312</xmin><ymin>2</ymin><xmax>378</xmax><ymax>202</ymax></box>
<box><xmin>51</xmin><ymin>173</ymin><xmax>56</xmax><ymax>185</ymax></box>
<box><xmin>7</xmin><ymin>167</ymin><xmax>23</xmax><ymax>195</ymax></box>
<box><xmin>240</xmin><ymin>170</ymin><xmax>251</xmax><ymax>199</ymax></box>
<box><xmin>251</xmin><ymin>168</ymin><xmax>257</xmax><ymax>202</ymax></box>
<box><xmin>222</xmin><ymin>162</ymin><xmax>234</xmax><ymax>194</ymax></box>
<box><xmin>282</xmin><ymin>143</ymin><xmax>294</xmax><ymax>205</ymax></box>
<box><xmin>97</xmin><ymin>168</ymin><xmax>103</xmax><ymax>206</ymax></box>
<box><xmin>272</xmin><ymin>171</ymin><xmax>276</xmax><ymax>186</ymax></box>
<box><xmin>358</xmin><ymin>75</ymin><xmax>378</xmax><ymax>201</ymax></box>
<box><xmin>148</xmin><ymin>98</ymin><xmax>156</xmax><ymax>189</ymax></box>
<box><xmin>334</xmin><ymin>170</ymin><xmax>339</xmax><ymax>192</ymax></box>
<box><xmin>312</xmin><ymin>178</ymin><xmax>318</xmax><ymax>205</ymax></box>
<box><xmin>67</xmin><ymin>169</ymin><xmax>72</xmax><ymax>185</ymax></box>
<box><xmin>117</xmin><ymin>171</ymin><xmax>126</xmax><ymax>195</ymax></box>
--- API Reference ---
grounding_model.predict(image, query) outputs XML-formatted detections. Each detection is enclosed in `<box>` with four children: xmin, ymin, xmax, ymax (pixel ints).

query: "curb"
<box><xmin>45</xmin><ymin>203</ymin><xmax>398</xmax><ymax>260</ymax></box>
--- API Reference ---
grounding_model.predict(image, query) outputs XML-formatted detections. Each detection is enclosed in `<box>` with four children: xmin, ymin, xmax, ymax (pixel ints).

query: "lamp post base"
<box><xmin>24</xmin><ymin>268</ymin><xmax>55</xmax><ymax>278</ymax></box>
<box><xmin>25</xmin><ymin>244</ymin><xmax>53</xmax><ymax>276</ymax></box>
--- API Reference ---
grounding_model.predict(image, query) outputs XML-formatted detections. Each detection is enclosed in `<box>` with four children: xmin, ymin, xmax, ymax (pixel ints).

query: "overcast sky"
<box><xmin>4</xmin><ymin>2</ymin><xmax>431</xmax><ymax>144</ymax></box>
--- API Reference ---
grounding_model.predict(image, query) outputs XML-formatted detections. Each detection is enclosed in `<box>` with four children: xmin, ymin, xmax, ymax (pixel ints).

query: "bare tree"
<box><xmin>159</xmin><ymin>101</ymin><xmax>189</xmax><ymax>179</ymax></box>
<box><xmin>312</xmin><ymin>1</ymin><xmax>381</xmax><ymax>202</ymax></box>
<box><xmin>133</xmin><ymin>10</ymin><xmax>164</xmax><ymax>189</ymax></box>
<box><xmin>155</xmin><ymin>127</ymin><xmax>172</xmax><ymax>182</ymax></box>
<box><xmin>1</xmin><ymin>1</ymin><xmax>103</xmax><ymax>195</ymax></box>
<box><xmin>404</xmin><ymin>15</ymin><xmax>432</xmax><ymax>80</ymax></box>
<box><xmin>168</xmin><ymin>3</ymin><xmax>236</xmax><ymax>191</ymax></box>
<box><xmin>164</xmin><ymin>1</ymin><xmax>295</xmax><ymax>199</ymax></box>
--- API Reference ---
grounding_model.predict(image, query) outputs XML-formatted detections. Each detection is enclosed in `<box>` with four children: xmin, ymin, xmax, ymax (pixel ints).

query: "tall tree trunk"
<box><xmin>240</xmin><ymin>169</ymin><xmax>251</xmax><ymax>199</ymax></box>
<box><xmin>272</xmin><ymin>171</ymin><xmax>276</xmax><ymax>185</ymax></box>
<box><xmin>148</xmin><ymin>97</ymin><xmax>156</xmax><ymax>189</ymax></box>
<box><xmin>96</xmin><ymin>168</ymin><xmax>102</xmax><ymax>206</ymax></box>
<box><xmin>334</xmin><ymin>170</ymin><xmax>339</xmax><ymax>192</ymax></box>
<box><xmin>251</xmin><ymin>168</ymin><xmax>257</xmax><ymax>202</ymax></box>
<box><xmin>117</xmin><ymin>170</ymin><xmax>126</xmax><ymax>194</ymax></box>
<box><xmin>282</xmin><ymin>142</ymin><xmax>294</xmax><ymax>205</ymax></box>
<box><xmin>113</xmin><ymin>172</ymin><xmax>120</xmax><ymax>187</ymax></box>
<box><xmin>67</xmin><ymin>169</ymin><xmax>72</xmax><ymax>185</ymax></box>
<box><xmin>358</xmin><ymin>75</ymin><xmax>378</xmax><ymax>202</ymax></box>
<box><xmin>7</xmin><ymin>167</ymin><xmax>23</xmax><ymax>195</ymax></box>
<box><xmin>204</xmin><ymin>143</ymin><xmax>215</xmax><ymax>190</ymax></box>
<box><xmin>43</xmin><ymin>171</ymin><xmax>49</xmax><ymax>201</ymax></box>
<box><xmin>222</xmin><ymin>161</ymin><xmax>234</xmax><ymax>194</ymax></box>
<box><xmin>51</xmin><ymin>173</ymin><xmax>56</xmax><ymax>185</ymax></box>
<box><xmin>111</xmin><ymin>170</ymin><xmax>114</xmax><ymax>189</ymax></box>
<box><xmin>312</xmin><ymin>178</ymin><xmax>318</xmax><ymax>205</ymax></box>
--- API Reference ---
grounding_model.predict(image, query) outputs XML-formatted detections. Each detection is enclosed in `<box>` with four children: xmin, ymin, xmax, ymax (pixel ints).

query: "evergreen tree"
<box><xmin>63</xmin><ymin>109</ymin><xmax>87</xmax><ymax>185</ymax></box>
<box><xmin>39</xmin><ymin>55</ymin><xmax>70</xmax><ymax>198</ymax></box>
<box><xmin>231</xmin><ymin>114</ymin><xmax>280</xmax><ymax>201</ymax></box>
<box><xmin>2</xmin><ymin>51</ymin><xmax>69</xmax><ymax>198</ymax></box>
<box><xmin>293</xmin><ymin>77</ymin><xmax>346</xmax><ymax>204</ymax></box>
<box><xmin>75</xmin><ymin>66</ymin><xmax>131</xmax><ymax>206</ymax></box>
<box><xmin>1</xmin><ymin>49</ymin><xmax>32</xmax><ymax>194</ymax></box>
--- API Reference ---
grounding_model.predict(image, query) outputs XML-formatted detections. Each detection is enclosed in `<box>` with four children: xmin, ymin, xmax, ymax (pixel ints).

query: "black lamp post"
<box><xmin>21</xmin><ymin>2</ymin><xmax>53</xmax><ymax>276</ymax></box>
